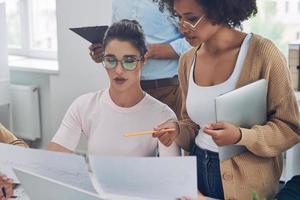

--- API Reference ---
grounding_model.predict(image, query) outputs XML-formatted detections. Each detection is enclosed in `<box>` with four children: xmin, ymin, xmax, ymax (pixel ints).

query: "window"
<box><xmin>285</xmin><ymin>1</ymin><xmax>289</xmax><ymax>14</ymax></box>
<box><xmin>6</xmin><ymin>0</ymin><xmax>57</xmax><ymax>59</ymax></box>
<box><xmin>6</xmin><ymin>0</ymin><xmax>22</xmax><ymax>49</ymax></box>
<box><xmin>243</xmin><ymin>0</ymin><xmax>300</xmax><ymax>57</ymax></box>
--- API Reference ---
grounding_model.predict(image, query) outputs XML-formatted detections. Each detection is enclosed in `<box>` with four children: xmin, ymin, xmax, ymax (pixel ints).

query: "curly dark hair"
<box><xmin>103</xmin><ymin>19</ymin><xmax>148</xmax><ymax>57</ymax></box>
<box><xmin>153</xmin><ymin>0</ymin><xmax>257</xmax><ymax>28</ymax></box>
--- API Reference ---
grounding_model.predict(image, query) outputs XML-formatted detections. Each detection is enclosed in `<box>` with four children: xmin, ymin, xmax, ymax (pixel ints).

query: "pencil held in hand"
<box><xmin>124</xmin><ymin>128</ymin><xmax>175</xmax><ymax>137</ymax></box>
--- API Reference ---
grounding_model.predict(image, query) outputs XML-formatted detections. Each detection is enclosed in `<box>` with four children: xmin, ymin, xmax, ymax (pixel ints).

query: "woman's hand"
<box><xmin>0</xmin><ymin>173</ymin><xmax>14</xmax><ymax>200</ymax></box>
<box><xmin>89</xmin><ymin>43</ymin><xmax>104</xmax><ymax>63</ymax></box>
<box><xmin>203</xmin><ymin>122</ymin><xmax>242</xmax><ymax>146</ymax></box>
<box><xmin>152</xmin><ymin>120</ymin><xmax>180</xmax><ymax>147</ymax></box>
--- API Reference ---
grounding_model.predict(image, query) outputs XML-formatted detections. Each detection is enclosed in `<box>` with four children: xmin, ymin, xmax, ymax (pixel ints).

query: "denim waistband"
<box><xmin>191</xmin><ymin>144</ymin><xmax>219</xmax><ymax>160</ymax></box>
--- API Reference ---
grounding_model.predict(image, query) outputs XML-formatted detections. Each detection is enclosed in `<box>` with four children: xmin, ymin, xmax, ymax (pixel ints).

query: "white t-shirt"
<box><xmin>187</xmin><ymin>33</ymin><xmax>252</xmax><ymax>152</ymax></box>
<box><xmin>52</xmin><ymin>89</ymin><xmax>180</xmax><ymax>156</ymax></box>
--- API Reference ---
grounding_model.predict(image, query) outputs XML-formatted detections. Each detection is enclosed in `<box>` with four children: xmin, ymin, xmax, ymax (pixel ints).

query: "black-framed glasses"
<box><xmin>178</xmin><ymin>15</ymin><xmax>205</xmax><ymax>32</ymax></box>
<box><xmin>102</xmin><ymin>55</ymin><xmax>143</xmax><ymax>71</ymax></box>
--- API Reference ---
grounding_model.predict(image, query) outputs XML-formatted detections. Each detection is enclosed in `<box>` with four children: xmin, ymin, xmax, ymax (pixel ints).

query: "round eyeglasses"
<box><xmin>102</xmin><ymin>55</ymin><xmax>143</xmax><ymax>71</ymax></box>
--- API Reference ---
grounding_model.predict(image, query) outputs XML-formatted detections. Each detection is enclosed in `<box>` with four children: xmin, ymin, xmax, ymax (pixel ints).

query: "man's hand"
<box><xmin>145</xmin><ymin>44</ymin><xmax>179</xmax><ymax>60</ymax></box>
<box><xmin>203</xmin><ymin>122</ymin><xmax>242</xmax><ymax>146</ymax></box>
<box><xmin>89</xmin><ymin>43</ymin><xmax>104</xmax><ymax>63</ymax></box>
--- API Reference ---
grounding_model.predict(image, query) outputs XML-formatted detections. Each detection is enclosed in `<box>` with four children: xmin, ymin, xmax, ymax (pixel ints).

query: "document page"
<box><xmin>89</xmin><ymin>156</ymin><xmax>198</xmax><ymax>200</ymax></box>
<box><xmin>0</xmin><ymin>143</ymin><xmax>96</xmax><ymax>193</ymax></box>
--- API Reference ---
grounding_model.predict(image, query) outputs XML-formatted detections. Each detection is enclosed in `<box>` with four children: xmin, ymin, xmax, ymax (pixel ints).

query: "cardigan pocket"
<box><xmin>231</xmin><ymin>152</ymin><xmax>280</xmax><ymax>198</ymax></box>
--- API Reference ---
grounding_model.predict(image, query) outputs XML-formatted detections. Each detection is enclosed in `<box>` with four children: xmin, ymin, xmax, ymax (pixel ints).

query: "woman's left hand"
<box><xmin>0</xmin><ymin>174</ymin><xmax>14</xmax><ymax>200</ymax></box>
<box><xmin>203</xmin><ymin>122</ymin><xmax>242</xmax><ymax>146</ymax></box>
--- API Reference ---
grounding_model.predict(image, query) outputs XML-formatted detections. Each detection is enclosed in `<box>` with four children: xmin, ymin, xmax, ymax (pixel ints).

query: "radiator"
<box><xmin>10</xmin><ymin>84</ymin><xmax>41</xmax><ymax>140</ymax></box>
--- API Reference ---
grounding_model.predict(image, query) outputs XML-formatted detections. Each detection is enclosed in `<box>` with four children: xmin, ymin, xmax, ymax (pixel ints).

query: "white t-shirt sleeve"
<box><xmin>51</xmin><ymin>96</ymin><xmax>85</xmax><ymax>151</ymax></box>
<box><xmin>158</xmin><ymin>105</ymin><xmax>181</xmax><ymax>156</ymax></box>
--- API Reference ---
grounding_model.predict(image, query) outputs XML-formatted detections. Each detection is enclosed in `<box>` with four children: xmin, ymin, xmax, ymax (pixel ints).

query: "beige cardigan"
<box><xmin>176</xmin><ymin>34</ymin><xmax>300</xmax><ymax>200</ymax></box>
<box><xmin>0</xmin><ymin>123</ymin><xmax>28</xmax><ymax>147</ymax></box>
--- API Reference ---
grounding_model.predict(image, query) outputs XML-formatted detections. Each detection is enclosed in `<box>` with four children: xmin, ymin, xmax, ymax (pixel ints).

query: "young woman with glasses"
<box><xmin>152</xmin><ymin>0</ymin><xmax>300</xmax><ymax>199</ymax></box>
<box><xmin>48</xmin><ymin>19</ymin><xmax>180</xmax><ymax>157</ymax></box>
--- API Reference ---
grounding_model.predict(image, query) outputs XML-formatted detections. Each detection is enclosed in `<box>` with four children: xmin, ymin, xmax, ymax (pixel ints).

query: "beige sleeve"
<box><xmin>175</xmin><ymin>52</ymin><xmax>199</xmax><ymax>151</ymax></box>
<box><xmin>237</xmin><ymin>40</ymin><xmax>300</xmax><ymax>157</ymax></box>
<box><xmin>0</xmin><ymin>123</ymin><xmax>28</xmax><ymax>147</ymax></box>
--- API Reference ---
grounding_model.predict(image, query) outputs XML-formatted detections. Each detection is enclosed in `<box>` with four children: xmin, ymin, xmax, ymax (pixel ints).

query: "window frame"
<box><xmin>285</xmin><ymin>1</ymin><xmax>289</xmax><ymax>14</ymax></box>
<box><xmin>7</xmin><ymin>0</ymin><xmax>57</xmax><ymax>60</ymax></box>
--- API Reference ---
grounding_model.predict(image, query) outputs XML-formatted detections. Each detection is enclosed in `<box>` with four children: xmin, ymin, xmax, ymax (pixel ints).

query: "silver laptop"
<box><xmin>215</xmin><ymin>79</ymin><xmax>267</xmax><ymax>160</ymax></box>
<box><xmin>13</xmin><ymin>167</ymin><xmax>104</xmax><ymax>200</ymax></box>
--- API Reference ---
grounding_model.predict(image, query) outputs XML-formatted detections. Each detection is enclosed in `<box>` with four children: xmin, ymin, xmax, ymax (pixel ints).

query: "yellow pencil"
<box><xmin>124</xmin><ymin>128</ymin><xmax>175</xmax><ymax>137</ymax></box>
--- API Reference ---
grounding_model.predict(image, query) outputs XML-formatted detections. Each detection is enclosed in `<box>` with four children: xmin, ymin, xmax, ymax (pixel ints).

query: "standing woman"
<box><xmin>153</xmin><ymin>0</ymin><xmax>300</xmax><ymax>199</ymax></box>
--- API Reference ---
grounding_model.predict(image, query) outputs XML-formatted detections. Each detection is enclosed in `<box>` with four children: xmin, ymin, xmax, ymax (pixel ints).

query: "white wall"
<box><xmin>0</xmin><ymin>1</ymin><xmax>10</xmax><ymax>128</ymax></box>
<box><xmin>0</xmin><ymin>1</ymin><xmax>9</xmax><ymax>83</ymax></box>
<box><xmin>48</xmin><ymin>0</ymin><xmax>112</xmax><ymax>150</ymax></box>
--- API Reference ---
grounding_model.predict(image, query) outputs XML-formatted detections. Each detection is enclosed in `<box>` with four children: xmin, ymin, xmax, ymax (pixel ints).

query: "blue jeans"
<box><xmin>191</xmin><ymin>144</ymin><xmax>224</xmax><ymax>199</ymax></box>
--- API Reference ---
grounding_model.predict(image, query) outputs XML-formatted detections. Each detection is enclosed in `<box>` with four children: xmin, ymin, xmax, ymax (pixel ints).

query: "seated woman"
<box><xmin>48</xmin><ymin>19</ymin><xmax>180</xmax><ymax>157</ymax></box>
<box><xmin>0</xmin><ymin>123</ymin><xmax>28</xmax><ymax>199</ymax></box>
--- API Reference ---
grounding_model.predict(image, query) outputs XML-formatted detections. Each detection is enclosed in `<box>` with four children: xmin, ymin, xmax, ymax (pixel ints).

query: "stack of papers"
<box><xmin>0</xmin><ymin>143</ymin><xmax>198</xmax><ymax>200</ymax></box>
<box><xmin>0</xmin><ymin>143</ymin><xmax>95</xmax><ymax>193</ymax></box>
<box><xmin>89</xmin><ymin>156</ymin><xmax>197</xmax><ymax>200</ymax></box>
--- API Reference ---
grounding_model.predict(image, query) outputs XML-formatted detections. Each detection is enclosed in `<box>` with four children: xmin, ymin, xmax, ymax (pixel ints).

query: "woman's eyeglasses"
<box><xmin>102</xmin><ymin>55</ymin><xmax>143</xmax><ymax>71</ymax></box>
<box><xmin>178</xmin><ymin>15</ymin><xmax>205</xmax><ymax>32</ymax></box>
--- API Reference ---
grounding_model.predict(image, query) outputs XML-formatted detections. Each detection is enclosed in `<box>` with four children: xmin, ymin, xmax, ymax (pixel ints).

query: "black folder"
<box><xmin>69</xmin><ymin>26</ymin><xmax>109</xmax><ymax>44</ymax></box>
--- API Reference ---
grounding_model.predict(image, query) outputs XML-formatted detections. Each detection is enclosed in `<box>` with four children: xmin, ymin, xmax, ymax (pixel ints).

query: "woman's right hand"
<box><xmin>153</xmin><ymin>120</ymin><xmax>180</xmax><ymax>147</ymax></box>
<box><xmin>89</xmin><ymin>43</ymin><xmax>104</xmax><ymax>63</ymax></box>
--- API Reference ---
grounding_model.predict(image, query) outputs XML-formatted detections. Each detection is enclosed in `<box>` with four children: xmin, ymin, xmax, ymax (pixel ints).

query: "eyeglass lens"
<box><xmin>103</xmin><ymin>56</ymin><xmax>139</xmax><ymax>71</ymax></box>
